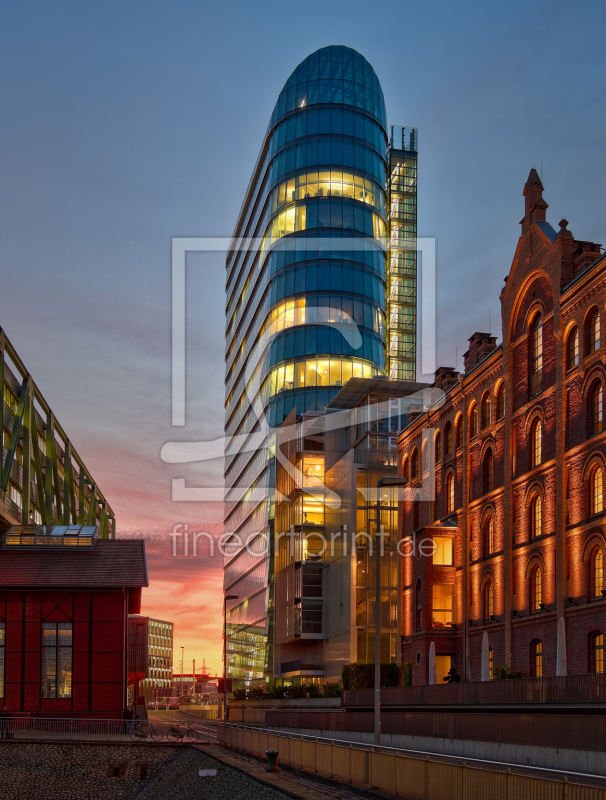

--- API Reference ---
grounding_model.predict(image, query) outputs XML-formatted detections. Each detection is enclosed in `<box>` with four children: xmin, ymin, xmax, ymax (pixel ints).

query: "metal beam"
<box><xmin>86</xmin><ymin>484</ymin><xmax>97</xmax><ymax>526</ymax></box>
<box><xmin>21</xmin><ymin>388</ymin><xmax>32</xmax><ymax>524</ymax></box>
<box><xmin>31</xmin><ymin>419</ymin><xmax>46</xmax><ymax>525</ymax></box>
<box><xmin>0</xmin><ymin>333</ymin><xmax>5</xmax><ymax>480</ymax></box>
<box><xmin>1</xmin><ymin>377</ymin><xmax>29</xmax><ymax>493</ymax></box>
<box><xmin>45</xmin><ymin>416</ymin><xmax>54</xmax><ymax>525</ymax></box>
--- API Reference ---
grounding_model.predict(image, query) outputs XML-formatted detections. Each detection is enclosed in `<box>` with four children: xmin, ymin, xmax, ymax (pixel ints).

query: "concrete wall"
<box><xmin>229</xmin><ymin>697</ymin><xmax>341</xmax><ymax>724</ymax></box>
<box><xmin>270</xmin><ymin>725</ymin><xmax>606</xmax><ymax>777</ymax></box>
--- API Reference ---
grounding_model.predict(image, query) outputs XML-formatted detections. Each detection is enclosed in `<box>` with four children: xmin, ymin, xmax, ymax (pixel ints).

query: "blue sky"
<box><xmin>1</xmin><ymin>0</ymin><xmax>604</xmax><ymax>670</ymax></box>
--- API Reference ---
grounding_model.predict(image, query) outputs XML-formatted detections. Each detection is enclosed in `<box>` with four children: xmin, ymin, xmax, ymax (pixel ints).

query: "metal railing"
<box><xmin>0</xmin><ymin>717</ymin><xmax>130</xmax><ymax>739</ymax></box>
<box><xmin>343</xmin><ymin>672</ymin><xmax>606</xmax><ymax>708</ymax></box>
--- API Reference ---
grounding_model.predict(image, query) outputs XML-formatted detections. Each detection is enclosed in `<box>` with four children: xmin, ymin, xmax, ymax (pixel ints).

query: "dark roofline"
<box><xmin>562</xmin><ymin>251</ymin><xmax>606</xmax><ymax>295</ymax></box>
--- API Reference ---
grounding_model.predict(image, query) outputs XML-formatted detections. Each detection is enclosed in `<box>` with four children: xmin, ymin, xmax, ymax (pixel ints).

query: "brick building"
<box><xmin>399</xmin><ymin>170</ymin><xmax>606</xmax><ymax>684</ymax></box>
<box><xmin>0</xmin><ymin>525</ymin><xmax>147</xmax><ymax>716</ymax></box>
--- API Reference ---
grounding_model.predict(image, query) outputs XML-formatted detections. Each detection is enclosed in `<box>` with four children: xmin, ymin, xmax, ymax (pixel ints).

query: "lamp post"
<box><xmin>223</xmin><ymin>595</ymin><xmax>238</xmax><ymax>721</ymax></box>
<box><xmin>375</xmin><ymin>477</ymin><xmax>408</xmax><ymax>746</ymax></box>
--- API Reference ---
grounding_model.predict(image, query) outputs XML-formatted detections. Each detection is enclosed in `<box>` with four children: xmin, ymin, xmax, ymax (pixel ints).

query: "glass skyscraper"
<box><xmin>223</xmin><ymin>46</ymin><xmax>417</xmax><ymax>687</ymax></box>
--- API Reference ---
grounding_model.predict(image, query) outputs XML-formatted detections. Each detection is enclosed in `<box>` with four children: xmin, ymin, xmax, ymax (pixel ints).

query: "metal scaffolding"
<box><xmin>386</xmin><ymin>125</ymin><xmax>418</xmax><ymax>382</ymax></box>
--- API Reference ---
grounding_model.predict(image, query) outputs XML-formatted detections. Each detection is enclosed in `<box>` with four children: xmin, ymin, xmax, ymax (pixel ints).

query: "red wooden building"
<box><xmin>0</xmin><ymin>525</ymin><xmax>147</xmax><ymax>716</ymax></box>
<box><xmin>399</xmin><ymin>170</ymin><xmax>606</xmax><ymax>684</ymax></box>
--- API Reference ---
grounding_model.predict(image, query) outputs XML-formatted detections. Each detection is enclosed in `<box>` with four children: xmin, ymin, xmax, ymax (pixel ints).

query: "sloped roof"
<box><xmin>0</xmin><ymin>539</ymin><xmax>148</xmax><ymax>588</ymax></box>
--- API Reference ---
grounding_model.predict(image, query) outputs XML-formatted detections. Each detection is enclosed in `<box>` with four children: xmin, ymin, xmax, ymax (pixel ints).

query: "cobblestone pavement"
<box><xmin>134</xmin><ymin>743</ymin><xmax>383</xmax><ymax>800</ymax></box>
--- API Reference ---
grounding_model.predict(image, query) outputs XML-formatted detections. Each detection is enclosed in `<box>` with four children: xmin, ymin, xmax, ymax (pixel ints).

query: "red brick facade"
<box><xmin>399</xmin><ymin>170</ymin><xmax>606</xmax><ymax>684</ymax></box>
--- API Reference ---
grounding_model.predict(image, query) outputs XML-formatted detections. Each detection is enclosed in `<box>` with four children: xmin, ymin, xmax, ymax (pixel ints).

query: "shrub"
<box><xmin>491</xmin><ymin>663</ymin><xmax>524</xmax><ymax>680</ymax></box>
<box><xmin>321</xmin><ymin>680</ymin><xmax>343</xmax><ymax>698</ymax></box>
<box><xmin>231</xmin><ymin>688</ymin><xmax>247</xmax><ymax>700</ymax></box>
<box><xmin>287</xmin><ymin>685</ymin><xmax>309</xmax><ymax>699</ymax></box>
<box><xmin>306</xmin><ymin>683</ymin><xmax>322</xmax><ymax>698</ymax></box>
<box><xmin>401</xmin><ymin>662</ymin><xmax>412</xmax><ymax>686</ymax></box>
<box><xmin>342</xmin><ymin>662</ymin><xmax>400</xmax><ymax>690</ymax></box>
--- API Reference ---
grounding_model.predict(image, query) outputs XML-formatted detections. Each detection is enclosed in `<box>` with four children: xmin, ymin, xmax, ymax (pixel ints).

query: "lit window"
<box><xmin>496</xmin><ymin>385</ymin><xmax>505</xmax><ymax>421</ymax></box>
<box><xmin>531</xmin><ymin>567</ymin><xmax>542</xmax><ymax>612</ymax></box>
<box><xmin>411</xmin><ymin>449</ymin><xmax>419</xmax><ymax>479</ymax></box>
<box><xmin>481</xmin><ymin>394</ymin><xmax>491</xmax><ymax>429</ymax></box>
<box><xmin>530</xmin><ymin>494</ymin><xmax>542</xmax><ymax>538</ymax></box>
<box><xmin>433</xmin><ymin>536</ymin><xmax>453</xmax><ymax>566</ymax></box>
<box><xmin>531</xmin><ymin>640</ymin><xmax>543</xmax><ymax>677</ymax></box>
<box><xmin>455</xmin><ymin>418</ymin><xmax>463</xmax><ymax>449</ymax></box>
<box><xmin>470</xmin><ymin>405</ymin><xmax>478</xmax><ymax>438</ymax></box>
<box><xmin>435</xmin><ymin>432</ymin><xmax>441</xmax><ymax>463</ymax></box>
<box><xmin>422</xmin><ymin>442</ymin><xmax>429</xmax><ymax>472</ymax></box>
<box><xmin>531</xmin><ymin>420</ymin><xmax>542</xmax><ymax>468</ymax></box>
<box><xmin>41</xmin><ymin>623</ymin><xmax>72</xmax><ymax>698</ymax></box>
<box><xmin>589</xmin><ymin>310</ymin><xmax>601</xmax><ymax>353</ymax></box>
<box><xmin>593</xmin><ymin>549</ymin><xmax>604</xmax><ymax>598</ymax></box>
<box><xmin>9</xmin><ymin>485</ymin><xmax>22</xmax><ymax>510</ymax></box>
<box><xmin>432</xmin><ymin>584</ymin><xmax>453</xmax><ymax>627</ymax></box>
<box><xmin>592</xmin><ymin>468</ymin><xmax>604</xmax><ymax>516</ymax></box>
<box><xmin>483</xmin><ymin>581</ymin><xmax>494</xmax><ymax>622</ymax></box>
<box><xmin>531</xmin><ymin>315</ymin><xmax>543</xmax><ymax>374</ymax></box>
<box><xmin>568</xmin><ymin>327</ymin><xmax>579</xmax><ymax>370</ymax></box>
<box><xmin>591</xmin><ymin>383</ymin><xmax>603</xmax><ymax>435</ymax></box>
<box><xmin>445</xmin><ymin>422</ymin><xmax>453</xmax><ymax>457</ymax></box>
<box><xmin>484</xmin><ymin>516</ymin><xmax>494</xmax><ymax>555</ymax></box>
<box><xmin>592</xmin><ymin>632</ymin><xmax>604</xmax><ymax>674</ymax></box>
<box><xmin>446</xmin><ymin>473</ymin><xmax>454</xmax><ymax>514</ymax></box>
<box><xmin>489</xmin><ymin>647</ymin><xmax>494</xmax><ymax>678</ymax></box>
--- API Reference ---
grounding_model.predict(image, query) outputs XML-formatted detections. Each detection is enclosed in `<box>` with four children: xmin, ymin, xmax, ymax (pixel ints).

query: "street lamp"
<box><xmin>223</xmin><ymin>595</ymin><xmax>238</xmax><ymax>721</ymax></box>
<box><xmin>374</xmin><ymin>476</ymin><xmax>408</xmax><ymax>746</ymax></box>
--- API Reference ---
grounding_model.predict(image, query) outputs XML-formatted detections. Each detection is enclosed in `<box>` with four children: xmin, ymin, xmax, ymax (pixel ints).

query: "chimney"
<box><xmin>557</xmin><ymin>219</ymin><xmax>575</xmax><ymax>287</ymax></box>
<box><xmin>433</xmin><ymin>366</ymin><xmax>460</xmax><ymax>392</ymax></box>
<box><xmin>463</xmin><ymin>332</ymin><xmax>497</xmax><ymax>373</ymax></box>
<box><xmin>522</xmin><ymin>168</ymin><xmax>548</xmax><ymax>234</ymax></box>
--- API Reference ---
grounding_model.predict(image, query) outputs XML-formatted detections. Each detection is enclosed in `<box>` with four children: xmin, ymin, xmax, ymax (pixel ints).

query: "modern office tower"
<box><xmin>128</xmin><ymin>616</ymin><xmax>174</xmax><ymax>703</ymax></box>
<box><xmin>1</xmin><ymin>327</ymin><xmax>115</xmax><ymax>536</ymax></box>
<box><xmin>224</xmin><ymin>46</ymin><xmax>418</xmax><ymax>687</ymax></box>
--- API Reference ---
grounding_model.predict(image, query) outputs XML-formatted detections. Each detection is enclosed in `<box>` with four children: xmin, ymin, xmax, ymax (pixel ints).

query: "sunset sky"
<box><xmin>1</xmin><ymin>0</ymin><xmax>605</xmax><ymax>675</ymax></box>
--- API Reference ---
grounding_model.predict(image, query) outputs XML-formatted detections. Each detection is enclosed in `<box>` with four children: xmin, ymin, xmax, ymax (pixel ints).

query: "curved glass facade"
<box><xmin>223</xmin><ymin>47</ymin><xmax>412</xmax><ymax>688</ymax></box>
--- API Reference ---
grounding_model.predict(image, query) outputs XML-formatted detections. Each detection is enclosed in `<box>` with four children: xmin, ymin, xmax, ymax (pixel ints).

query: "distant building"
<box><xmin>127</xmin><ymin>616</ymin><xmax>173</xmax><ymax>703</ymax></box>
<box><xmin>1</xmin><ymin>327</ymin><xmax>115</xmax><ymax>537</ymax></box>
<box><xmin>0</xmin><ymin>526</ymin><xmax>147</xmax><ymax>716</ymax></box>
<box><xmin>171</xmin><ymin>672</ymin><xmax>217</xmax><ymax>697</ymax></box>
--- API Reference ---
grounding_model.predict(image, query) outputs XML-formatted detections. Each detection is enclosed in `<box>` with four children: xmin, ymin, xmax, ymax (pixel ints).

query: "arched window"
<box><xmin>592</xmin><ymin>548</ymin><xmax>604</xmax><ymax>598</ymax></box>
<box><xmin>435</xmin><ymin>431</ymin><xmax>442</xmax><ymax>463</ymax></box>
<box><xmin>530</xmin><ymin>640</ymin><xmax>543</xmax><ymax>677</ymax></box>
<box><xmin>531</xmin><ymin>314</ymin><xmax>543</xmax><ymax>374</ymax></box>
<box><xmin>483</xmin><ymin>580</ymin><xmax>494</xmax><ymax>622</ymax></box>
<box><xmin>591</xmin><ymin>632</ymin><xmax>604</xmax><ymax>674</ymax></box>
<box><xmin>446</xmin><ymin>473</ymin><xmax>454</xmax><ymax>514</ymax></box>
<box><xmin>422</xmin><ymin>442</ymin><xmax>429</xmax><ymax>473</ymax></box>
<box><xmin>413</xmin><ymin>497</ymin><xmax>420</xmax><ymax>530</ymax></box>
<box><xmin>592</xmin><ymin>468</ymin><xmax>604</xmax><ymax>516</ymax></box>
<box><xmin>455</xmin><ymin>418</ymin><xmax>463</xmax><ymax>450</ymax></box>
<box><xmin>411</xmin><ymin>449</ymin><xmax>419</xmax><ymax>479</ymax></box>
<box><xmin>484</xmin><ymin>449</ymin><xmax>494</xmax><ymax>495</ymax></box>
<box><xmin>531</xmin><ymin>565</ymin><xmax>542</xmax><ymax>612</ymax></box>
<box><xmin>589</xmin><ymin>309</ymin><xmax>601</xmax><ymax>354</ymax></box>
<box><xmin>484</xmin><ymin>515</ymin><xmax>494</xmax><ymax>556</ymax></box>
<box><xmin>445</xmin><ymin>422</ymin><xmax>453</xmax><ymax>457</ymax></box>
<box><xmin>402</xmin><ymin>458</ymin><xmax>409</xmax><ymax>483</ymax></box>
<box><xmin>530</xmin><ymin>493</ymin><xmax>542</xmax><ymax>538</ymax></box>
<box><xmin>470</xmin><ymin>405</ymin><xmax>478</xmax><ymax>439</ymax></box>
<box><xmin>481</xmin><ymin>393</ymin><xmax>491</xmax><ymax>429</ymax></box>
<box><xmin>531</xmin><ymin>419</ymin><xmax>542</xmax><ymax>468</ymax></box>
<box><xmin>568</xmin><ymin>327</ymin><xmax>579</xmax><ymax>370</ymax></box>
<box><xmin>590</xmin><ymin>382</ymin><xmax>603</xmax><ymax>436</ymax></box>
<box><xmin>496</xmin><ymin>384</ymin><xmax>505</xmax><ymax>421</ymax></box>
<box><xmin>489</xmin><ymin>647</ymin><xmax>494</xmax><ymax>678</ymax></box>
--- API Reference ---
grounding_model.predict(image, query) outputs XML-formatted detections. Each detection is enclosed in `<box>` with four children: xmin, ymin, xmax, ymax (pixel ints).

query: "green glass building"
<box><xmin>223</xmin><ymin>47</ymin><xmax>417</xmax><ymax>686</ymax></box>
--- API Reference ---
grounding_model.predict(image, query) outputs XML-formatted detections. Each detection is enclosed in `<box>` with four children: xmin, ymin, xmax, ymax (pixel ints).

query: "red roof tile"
<box><xmin>0</xmin><ymin>540</ymin><xmax>148</xmax><ymax>588</ymax></box>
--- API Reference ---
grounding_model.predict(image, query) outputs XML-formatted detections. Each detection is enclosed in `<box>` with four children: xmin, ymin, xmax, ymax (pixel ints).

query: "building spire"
<box><xmin>522</xmin><ymin>167</ymin><xmax>548</xmax><ymax>232</ymax></box>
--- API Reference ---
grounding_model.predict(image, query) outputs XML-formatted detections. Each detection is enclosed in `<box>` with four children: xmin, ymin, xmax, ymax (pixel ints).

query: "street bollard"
<box><xmin>266</xmin><ymin>749</ymin><xmax>280</xmax><ymax>773</ymax></box>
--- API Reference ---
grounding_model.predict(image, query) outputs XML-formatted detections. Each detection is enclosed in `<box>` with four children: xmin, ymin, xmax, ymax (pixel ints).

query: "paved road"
<box><xmin>148</xmin><ymin>709</ymin><xmax>218</xmax><ymax>742</ymax></box>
